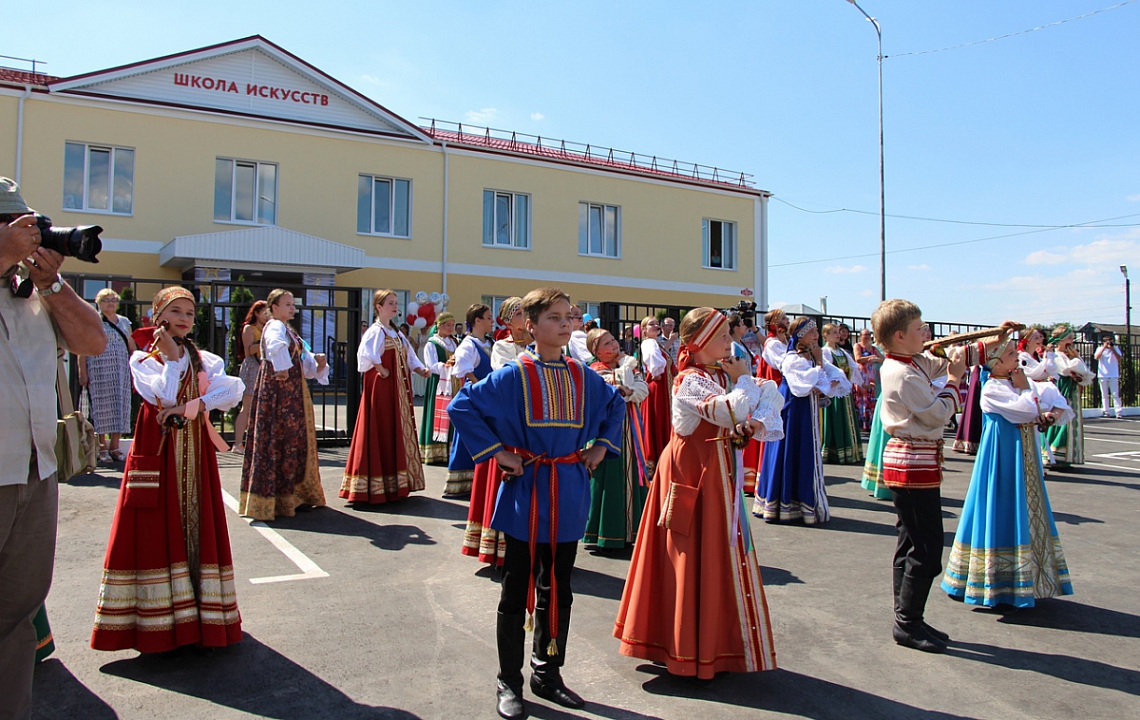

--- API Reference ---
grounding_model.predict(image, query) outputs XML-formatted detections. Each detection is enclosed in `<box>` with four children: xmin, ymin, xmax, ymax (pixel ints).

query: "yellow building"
<box><xmin>1</xmin><ymin>36</ymin><xmax>769</xmax><ymax>323</ymax></box>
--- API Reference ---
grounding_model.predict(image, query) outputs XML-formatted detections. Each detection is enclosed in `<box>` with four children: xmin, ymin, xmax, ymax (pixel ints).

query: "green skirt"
<box><xmin>1042</xmin><ymin>376</ymin><xmax>1084</xmax><ymax>467</ymax></box>
<box><xmin>34</xmin><ymin>604</ymin><xmax>54</xmax><ymax>663</ymax></box>
<box><xmin>822</xmin><ymin>394</ymin><xmax>864</xmax><ymax>465</ymax></box>
<box><xmin>584</xmin><ymin>434</ymin><xmax>648</xmax><ymax>549</ymax></box>
<box><xmin>860</xmin><ymin>397</ymin><xmax>892</xmax><ymax>499</ymax></box>
<box><xmin>418</xmin><ymin>375</ymin><xmax>450</xmax><ymax>465</ymax></box>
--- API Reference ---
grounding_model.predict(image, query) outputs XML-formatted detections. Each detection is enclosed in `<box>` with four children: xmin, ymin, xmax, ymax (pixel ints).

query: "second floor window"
<box><xmin>358</xmin><ymin>175</ymin><xmax>411</xmax><ymax>237</ymax></box>
<box><xmin>578</xmin><ymin>202</ymin><xmax>620</xmax><ymax>258</ymax></box>
<box><xmin>482</xmin><ymin>190</ymin><xmax>530</xmax><ymax>249</ymax></box>
<box><xmin>215</xmin><ymin>158</ymin><xmax>276</xmax><ymax>224</ymax></box>
<box><xmin>703</xmin><ymin>218</ymin><xmax>736</xmax><ymax>270</ymax></box>
<box><xmin>63</xmin><ymin>142</ymin><xmax>134</xmax><ymax>214</ymax></box>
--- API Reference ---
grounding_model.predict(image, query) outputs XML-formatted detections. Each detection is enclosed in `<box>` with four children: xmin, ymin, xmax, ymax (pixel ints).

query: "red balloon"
<box><xmin>405</xmin><ymin>313</ymin><xmax>416</xmax><ymax>325</ymax></box>
<box><xmin>423</xmin><ymin>307</ymin><xmax>437</xmax><ymax>324</ymax></box>
<box><xmin>417</xmin><ymin>304</ymin><xmax>433</xmax><ymax>318</ymax></box>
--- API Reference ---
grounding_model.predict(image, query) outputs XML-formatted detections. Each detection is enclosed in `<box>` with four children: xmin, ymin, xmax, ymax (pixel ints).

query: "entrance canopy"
<box><xmin>159</xmin><ymin>226</ymin><xmax>366</xmax><ymax>274</ymax></box>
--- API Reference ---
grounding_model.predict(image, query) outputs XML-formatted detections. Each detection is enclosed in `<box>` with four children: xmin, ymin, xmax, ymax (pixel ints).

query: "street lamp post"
<box><xmin>846</xmin><ymin>0</ymin><xmax>886</xmax><ymax>301</ymax></box>
<box><xmin>1123</xmin><ymin>265</ymin><xmax>1133</xmax><ymax>406</ymax></box>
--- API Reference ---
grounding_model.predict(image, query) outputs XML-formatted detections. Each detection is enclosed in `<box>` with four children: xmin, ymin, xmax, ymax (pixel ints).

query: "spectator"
<box><xmin>78</xmin><ymin>288</ymin><xmax>137</xmax><ymax>464</ymax></box>
<box><xmin>1095</xmin><ymin>334</ymin><xmax>1124</xmax><ymax>418</ymax></box>
<box><xmin>0</xmin><ymin>177</ymin><xmax>105</xmax><ymax>720</ymax></box>
<box><xmin>659</xmin><ymin>316</ymin><xmax>680</xmax><ymax>364</ymax></box>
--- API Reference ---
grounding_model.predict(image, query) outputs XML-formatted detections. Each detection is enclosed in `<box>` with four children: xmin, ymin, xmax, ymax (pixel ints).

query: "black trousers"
<box><xmin>890</xmin><ymin>487</ymin><xmax>945</xmax><ymax>579</ymax></box>
<box><xmin>499</xmin><ymin>535</ymin><xmax>577</xmax><ymax>615</ymax></box>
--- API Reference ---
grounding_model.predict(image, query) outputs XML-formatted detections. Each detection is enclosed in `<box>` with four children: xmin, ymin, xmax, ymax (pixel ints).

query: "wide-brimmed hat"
<box><xmin>0</xmin><ymin>177</ymin><xmax>32</xmax><ymax>216</ymax></box>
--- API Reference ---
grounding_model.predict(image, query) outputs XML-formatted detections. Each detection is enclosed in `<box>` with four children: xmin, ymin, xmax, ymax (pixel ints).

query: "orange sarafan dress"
<box><xmin>615</xmin><ymin>366</ymin><xmax>783</xmax><ymax>678</ymax></box>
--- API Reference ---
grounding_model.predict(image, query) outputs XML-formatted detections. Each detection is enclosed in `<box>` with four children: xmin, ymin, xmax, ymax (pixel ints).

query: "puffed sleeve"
<box><xmin>979</xmin><ymin>379</ymin><xmax>1042</xmax><ymax>424</ymax></box>
<box><xmin>423</xmin><ymin>339</ymin><xmax>444</xmax><ymax>375</ymax></box>
<box><xmin>198</xmin><ymin>350</ymin><xmax>245</xmax><ymax>412</ymax></box>
<box><xmin>672</xmin><ymin>371</ymin><xmax>760</xmax><ymax>431</ymax></box>
<box><xmin>491</xmin><ymin>340</ymin><xmax>519</xmax><ymax>371</ymax></box>
<box><xmin>263</xmin><ymin>320</ymin><xmax>294</xmax><ymax>373</ymax></box>
<box><xmin>1034</xmin><ymin>380</ymin><xmax>1075</xmax><ymax>425</ymax></box>
<box><xmin>300</xmin><ymin>343</ymin><xmax>330</xmax><ymax>385</ymax></box>
<box><xmin>781</xmin><ymin>353</ymin><xmax>828</xmax><ymax>397</ymax></box>
<box><xmin>640</xmin><ymin>339</ymin><xmax>666</xmax><ymax>377</ymax></box>
<box><xmin>129</xmin><ymin>350</ymin><xmax>185</xmax><ymax>407</ymax></box>
<box><xmin>616</xmin><ymin>355</ymin><xmax>649</xmax><ymax>404</ymax></box>
<box><xmin>748</xmin><ymin>378</ymin><xmax>785</xmax><ymax>441</ymax></box>
<box><xmin>1020</xmin><ymin>352</ymin><xmax>1052</xmax><ymax>382</ymax></box>
<box><xmin>762</xmin><ymin>338</ymin><xmax>787</xmax><ymax>370</ymax></box>
<box><xmin>357</xmin><ymin>324</ymin><xmax>385</xmax><ymax>373</ymax></box>
<box><xmin>452</xmin><ymin>337</ymin><xmax>479</xmax><ymax>378</ymax></box>
<box><xmin>821</xmin><ymin>360</ymin><xmax>853</xmax><ymax>398</ymax></box>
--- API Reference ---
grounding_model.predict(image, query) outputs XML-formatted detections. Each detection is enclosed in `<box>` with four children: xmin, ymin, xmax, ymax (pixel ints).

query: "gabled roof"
<box><xmin>48</xmin><ymin>36</ymin><xmax>431</xmax><ymax>142</ymax></box>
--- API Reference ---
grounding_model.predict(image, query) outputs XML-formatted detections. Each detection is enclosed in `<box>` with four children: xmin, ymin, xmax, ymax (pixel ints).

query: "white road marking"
<box><xmin>1085</xmin><ymin>437</ymin><xmax>1140</xmax><ymax>446</ymax></box>
<box><xmin>1091</xmin><ymin>451</ymin><xmax>1140</xmax><ymax>461</ymax></box>
<box><xmin>221</xmin><ymin>489</ymin><xmax>330</xmax><ymax>584</ymax></box>
<box><xmin>1084</xmin><ymin>461</ymin><xmax>1140</xmax><ymax>476</ymax></box>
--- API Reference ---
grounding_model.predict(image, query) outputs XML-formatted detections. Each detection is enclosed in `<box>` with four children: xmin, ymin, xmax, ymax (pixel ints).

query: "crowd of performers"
<box><xmin>76</xmin><ymin>283</ymin><xmax>1095</xmax><ymax>719</ymax></box>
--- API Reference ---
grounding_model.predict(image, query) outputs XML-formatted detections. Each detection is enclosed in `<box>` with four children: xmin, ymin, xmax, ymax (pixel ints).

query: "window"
<box><xmin>703</xmin><ymin>219</ymin><xmax>736</xmax><ymax>270</ymax></box>
<box><xmin>481</xmin><ymin>295</ymin><xmax>510</xmax><ymax>322</ymax></box>
<box><xmin>214</xmin><ymin>158</ymin><xmax>277</xmax><ymax>225</ymax></box>
<box><xmin>358</xmin><ymin>175</ymin><xmax>411</xmax><ymax>237</ymax></box>
<box><xmin>63</xmin><ymin>142</ymin><xmax>134</xmax><ymax>214</ymax></box>
<box><xmin>578</xmin><ymin>202</ymin><xmax>620</xmax><ymax>258</ymax></box>
<box><xmin>482</xmin><ymin>190</ymin><xmax>530</xmax><ymax>249</ymax></box>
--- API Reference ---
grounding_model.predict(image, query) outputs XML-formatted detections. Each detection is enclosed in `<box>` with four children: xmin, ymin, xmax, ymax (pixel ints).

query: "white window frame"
<box><xmin>702</xmin><ymin>218</ymin><xmax>737</xmax><ymax>271</ymax></box>
<box><xmin>214</xmin><ymin>158</ymin><xmax>278</xmax><ymax>226</ymax></box>
<box><xmin>482</xmin><ymin>190</ymin><xmax>531</xmax><ymax>250</ymax></box>
<box><xmin>358</xmin><ymin>174</ymin><xmax>413</xmax><ymax>239</ymax></box>
<box><xmin>63</xmin><ymin>142</ymin><xmax>135</xmax><ymax>216</ymax></box>
<box><xmin>578</xmin><ymin>202</ymin><xmax>621</xmax><ymax>259</ymax></box>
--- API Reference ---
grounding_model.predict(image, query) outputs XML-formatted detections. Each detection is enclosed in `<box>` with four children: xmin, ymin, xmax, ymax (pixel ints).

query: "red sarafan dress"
<box><xmin>340</xmin><ymin>323</ymin><xmax>426</xmax><ymax>504</ymax></box>
<box><xmin>615</xmin><ymin>367</ymin><xmax>783</xmax><ymax>679</ymax></box>
<box><xmin>92</xmin><ymin>344</ymin><xmax>244</xmax><ymax>652</ymax></box>
<box><xmin>638</xmin><ymin>338</ymin><xmax>675</xmax><ymax>478</ymax></box>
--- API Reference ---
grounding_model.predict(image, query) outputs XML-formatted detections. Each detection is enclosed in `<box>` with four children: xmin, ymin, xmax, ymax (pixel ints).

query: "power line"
<box><xmin>770</xmin><ymin>212</ymin><xmax>1140</xmax><ymax>268</ymax></box>
<box><xmin>771</xmin><ymin>196</ymin><xmax>1140</xmax><ymax>229</ymax></box>
<box><xmin>887</xmin><ymin>0</ymin><xmax>1140</xmax><ymax>59</ymax></box>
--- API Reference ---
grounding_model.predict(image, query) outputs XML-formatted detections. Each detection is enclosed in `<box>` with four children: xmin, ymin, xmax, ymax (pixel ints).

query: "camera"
<box><xmin>35</xmin><ymin>214</ymin><xmax>102</xmax><ymax>263</ymax></box>
<box><xmin>725</xmin><ymin>300</ymin><xmax>757</xmax><ymax>327</ymax></box>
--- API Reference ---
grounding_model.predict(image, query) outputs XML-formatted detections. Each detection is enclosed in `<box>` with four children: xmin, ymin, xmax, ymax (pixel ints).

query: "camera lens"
<box><xmin>34</xmin><ymin>215</ymin><xmax>103</xmax><ymax>263</ymax></box>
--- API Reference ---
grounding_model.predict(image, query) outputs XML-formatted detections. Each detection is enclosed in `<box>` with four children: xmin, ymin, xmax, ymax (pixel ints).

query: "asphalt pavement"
<box><xmin>30</xmin><ymin>415</ymin><xmax>1140</xmax><ymax>720</ymax></box>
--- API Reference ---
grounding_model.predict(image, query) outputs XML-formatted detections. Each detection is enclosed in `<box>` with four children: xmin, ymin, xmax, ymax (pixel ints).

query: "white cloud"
<box><xmin>1023</xmin><ymin>231</ymin><xmax>1139</xmax><ymax>267</ymax></box>
<box><xmin>530</xmin><ymin>112</ymin><xmax>545</xmax><ymax>121</ymax></box>
<box><xmin>906</xmin><ymin>264</ymin><xmax>932</xmax><ymax>271</ymax></box>
<box><xmin>1024</xmin><ymin>250</ymin><xmax>1068</xmax><ymax>266</ymax></box>
<box><xmin>1127</xmin><ymin>193</ymin><xmax>1140</xmax><ymax>202</ymax></box>
<box><xmin>464</xmin><ymin>107</ymin><xmax>498</xmax><ymax>124</ymax></box>
<box><xmin>859</xmin><ymin>289</ymin><xmax>876</xmax><ymax>298</ymax></box>
<box><xmin>824</xmin><ymin>264</ymin><xmax>866</xmax><ymax>274</ymax></box>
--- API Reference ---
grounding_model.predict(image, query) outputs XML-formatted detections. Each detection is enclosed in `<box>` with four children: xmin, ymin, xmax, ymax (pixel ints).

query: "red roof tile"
<box><xmin>0</xmin><ymin>68</ymin><xmax>58</xmax><ymax>86</ymax></box>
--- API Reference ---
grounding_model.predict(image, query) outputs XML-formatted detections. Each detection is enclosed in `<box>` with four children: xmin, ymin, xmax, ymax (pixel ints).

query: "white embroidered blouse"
<box><xmin>262</xmin><ymin>318</ymin><xmax>330</xmax><ymax>384</ymax></box>
<box><xmin>358</xmin><ymin>323</ymin><xmax>425</xmax><ymax>374</ymax></box>
<box><xmin>781</xmin><ymin>352</ymin><xmax>852</xmax><ymax>399</ymax></box>
<box><xmin>671</xmin><ymin>370</ymin><xmax>784</xmax><ymax>441</ymax></box>
<box><xmin>981</xmin><ymin>377</ymin><xmax>1074</xmax><ymax>426</ymax></box>
<box><xmin>130</xmin><ymin>348</ymin><xmax>245</xmax><ymax>411</ymax></box>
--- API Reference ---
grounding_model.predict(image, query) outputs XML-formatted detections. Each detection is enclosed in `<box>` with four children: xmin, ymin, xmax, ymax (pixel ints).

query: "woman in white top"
<box><xmin>1040</xmin><ymin>324</ymin><xmax>1095</xmax><ymax>468</ymax></box>
<box><xmin>239</xmin><ymin>289</ymin><xmax>330</xmax><ymax>521</ymax></box>
<box><xmin>637</xmin><ymin>315</ymin><xmax>675</xmax><ymax>478</ymax></box>
<box><xmin>340</xmin><ymin>290</ymin><xmax>430</xmax><ymax>505</ymax></box>
<box><xmin>420</xmin><ymin>312</ymin><xmax>459</xmax><ymax>465</ymax></box>
<box><xmin>445</xmin><ymin>303</ymin><xmax>495</xmax><ymax>497</ymax></box>
<box><xmin>820</xmin><ymin>323</ymin><xmax>863</xmax><ymax>465</ymax></box>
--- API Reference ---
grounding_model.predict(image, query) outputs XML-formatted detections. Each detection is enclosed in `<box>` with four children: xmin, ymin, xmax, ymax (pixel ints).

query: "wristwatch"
<box><xmin>37</xmin><ymin>274</ymin><xmax>64</xmax><ymax>297</ymax></box>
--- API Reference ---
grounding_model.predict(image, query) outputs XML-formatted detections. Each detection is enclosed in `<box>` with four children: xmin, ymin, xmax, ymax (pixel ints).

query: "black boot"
<box><xmin>895</xmin><ymin>566</ymin><xmax>949</xmax><ymax>643</ymax></box>
<box><xmin>496</xmin><ymin>612</ymin><xmax>528</xmax><ymax>720</ymax></box>
<box><xmin>530</xmin><ymin>607</ymin><xmax>585</xmax><ymax>709</ymax></box>
<box><xmin>893</xmin><ymin>574</ymin><xmax>946</xmax><ymax>654</ymax></box>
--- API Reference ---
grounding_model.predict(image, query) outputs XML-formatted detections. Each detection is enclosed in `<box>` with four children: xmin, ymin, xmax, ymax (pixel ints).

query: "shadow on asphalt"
<box><xmin>996</xmin><ymin>599</ymin><xmax>1140</xmax><ymax>639</ymax></box>
<box><xmin>827</xmin><ymin>494</ymin><xmax>899</xmax><ymax>515</ymax></box>
<box><xmin>269</xmin><ymin>507</ymin><xmax>436</xmax><ymax>551</ymax></box>
<box><xmin>946</xmin><ymin>640</ymin><xmax>1140</xmax><ymax>697</ymax></box>
<box><xmin>574</xmin><ymin>566</ymin><xmax>628</xmax><ymax>602</ymax></box>
<box><xmin>528</xmin><ymin>698</ymin><xmax>666</xmax><ymax>720</ymax></box>
<box><xmin>62</xmin><ymin>471</ymin><xmax>121</xmax><ymax>489</ymax></box>
<box><xmin>1045</xmin><ymin>469</ymin><xmax>1140</xmax><ymax>490</ymax></box>
<box><xmin>1050</xmin><ymin>511</ymin><xmax>1106</xmax><ymax>526</ymax></box>
<box><xmin>638</xmin><ymin>666</ymin><xmax>974</xmax><ymax>719</ymax></box>
<box><xmin>33</xmin><ymin>659</ymin><xmax>119</xmax><ymax>720</ymax></box>
<box><xmin>344</xmin><ymin>494</ymin><xmax>471</xmax><ymax>522</ymax></box>
<box><xmin>758</xmin><ymin>567</ymin><xmax>804</xmax><ymax>586</ymax></box>
<box><xmin>99</xmin><ymin>633</ymin><xmax>422</xmax><ymax>719</ymax></box>
<box><xmin>821</xmin><ymin>515</ymin><xmax>896</xmax><ymax>538</ymax></box>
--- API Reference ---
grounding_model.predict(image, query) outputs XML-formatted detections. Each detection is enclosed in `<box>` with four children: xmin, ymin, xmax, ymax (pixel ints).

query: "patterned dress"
<box><xmin>1041</xmin><ymin>353</ymin><xmax>1094</xmax><ymax>468</ymax></box>
<box><xmin>239</xmin><ymin>319</ymin><xmax>328</xmax><ymax>520</ymax></box>
<box><xmin>419</xmin><ymin>334</ymin><xmax>457</xmax><ymax>464</ymax></box>
<box><xmin>821</xmin><ymin>347</ymin><xmax>863</xmax><ymax>465</ymax></box>
<box><xmin>92</xmin><ymin>346</ymin><xmax>244</xmax><ymax>652</ymax></box>
<box><xmin>86</xmin><ymin>314</ymin><xmax>133</xmax><ymax>434</ymax></box>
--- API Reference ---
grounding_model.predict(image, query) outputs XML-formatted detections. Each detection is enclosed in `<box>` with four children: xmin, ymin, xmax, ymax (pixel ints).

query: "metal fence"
<box><xmin>63</xmin><ymin>274</ymin><xmax>364</xmax><ymax>446</ymax></box>
<box><xmin>1074</xmin><ymin>337</ymin><xmax>1137</xmax><ymax>411</ymax></box>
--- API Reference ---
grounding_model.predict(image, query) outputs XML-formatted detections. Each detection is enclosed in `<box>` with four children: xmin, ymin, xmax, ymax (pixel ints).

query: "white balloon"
<box><xmin>413</xmin><ymin>316</ymin><xmax>428</xmax><ymax>329</ymax></box>
<box><xmin>406</xmin><ymin>301</ymin><xmax>419</xmax><ymax>315</ymax></box>
<box><xmin>415</xmin><ymin>291</ymin><xmax>429</xmax><ymax>303</ymax></box>
<box><xmin>434</xmin><ymin>301</ymin><xmax>445</xmax><ymax>313</ymax></box>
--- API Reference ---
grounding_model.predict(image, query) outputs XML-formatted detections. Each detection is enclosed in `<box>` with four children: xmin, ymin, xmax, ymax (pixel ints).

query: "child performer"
<box><xmin>419</xmin><ymin>312</ymin><xmax>458</xmax><ymax>465</ymax></box>
<box><xmin>240</xmin><ymin>289</ymin><xmax>329</xmax><ymax>520</ymax></box>
<box><xmin>1040</xmin><ymin>324</ymin><xmax>1094</xmax><ymax>469</ymax></box>
<box><xmin>942</xmin><ymin>337</ymin><xmax>1074</xmax><ymax>608</ymax></box>
<box><xmin>448</xmin><ymin>288</ymin><xmax>624</xmax><ymax>719</ymax></box>
<box><xmin>444</xmin><ymin>304</ymin><xmax>495</xmax><ymax>497</ymax></box>
<box><xmin>754</xmin><ymin>317</ymin><xmax>848</xmax><ymax>524</ymax></box>
<box><xmin>463</xmin><ymin>297</ymin><xmax>527</xmax><ymax>565</ymax></box>
<box><xmin>1017</xmin><ymin>327</ymin><xmax>1052</xmax><ymax>382</ymax></box>
<box><xmin>584</xmin><ymin>328</ymin><xmax>650</xmax><ymax>551</ymax></box>
<box><xmin>637</xmin><ymin>315</ymin><xmax>675</xmax><ymax>479</ymax></box>
<box><xmin>874</xmin><ymin>300</ymin><xmax>1008</xmax><ymax>653</ymax></box>
<box><xmin>340</xmin><ymin>290</ymin><xmax>431</xmax><ymax>505</ymax></box>
<box><xmin>615</xmin><ymin>308</ymin><xmax>783</xmax><ymax>678</ymax></box>
<box><xmin>92</xmin><ymin>287</ymin><xmax>244</xmax><ymax>652</ymax></box>
<box><xmin>821</xmin><ymin>323</ymin><xmax>863</xmax><ymax>465</ymax></box>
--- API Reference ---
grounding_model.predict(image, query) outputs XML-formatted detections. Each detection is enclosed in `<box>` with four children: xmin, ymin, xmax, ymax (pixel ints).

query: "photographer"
<box><xmin>1095</xmin><ymin>334</ymin><xmax>1124</xmax><ymax>418</ymax></box>
<box><xmin>0</xmin><ymin>177</ymin><xmax>105</xmax><ymax>720</ymax></box>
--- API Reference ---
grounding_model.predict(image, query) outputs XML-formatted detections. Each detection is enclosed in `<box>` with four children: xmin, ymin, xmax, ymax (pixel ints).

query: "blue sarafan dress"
<box><xmin>942</xmin><ymin>377</ymin><xmax>1075</xmax><ymax>608</ymax></box>
<box><xmin>444</xmin><ymin>336</ymin><xmax>493</xmax><ymax>496</ymax></box>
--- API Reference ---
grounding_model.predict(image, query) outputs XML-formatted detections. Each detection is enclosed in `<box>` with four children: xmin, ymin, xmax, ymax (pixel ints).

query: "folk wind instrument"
<box><xmin>923</xmin><ymin>324</ymin><xmax>1025</xmax><ymax>357</ymax></box>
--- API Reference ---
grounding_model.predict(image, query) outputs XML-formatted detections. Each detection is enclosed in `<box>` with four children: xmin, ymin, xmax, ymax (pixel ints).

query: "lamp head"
<box><xmin>1122</xmin><ymin>265</ymin><xmax>1129</xmax><ymax>279</ymax></box>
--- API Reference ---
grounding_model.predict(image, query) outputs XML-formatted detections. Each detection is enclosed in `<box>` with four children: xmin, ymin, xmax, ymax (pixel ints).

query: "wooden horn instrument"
<box><xmin>923</xmin><ymin>324</ymin><xmax>1025</xmax><ymax>357</ymax></box>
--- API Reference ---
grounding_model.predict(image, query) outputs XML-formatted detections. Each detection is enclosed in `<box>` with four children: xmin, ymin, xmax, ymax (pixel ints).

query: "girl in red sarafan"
<box><xmin>340</xmin><ymin>289</ymin><xmax>430</xmax><ymax>505</ymax></box>
<box><xmin>92</xmin><ymin>287</ymin><xmax>245</xmax><ymax>652</ymax></box>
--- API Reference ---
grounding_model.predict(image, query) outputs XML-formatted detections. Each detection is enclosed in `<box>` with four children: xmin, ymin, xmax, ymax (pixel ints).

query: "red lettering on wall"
<box><xmin>227</xmin><ymin>81</ymin><xmax>239</xmax><ymax>94</ymax></box>
<box><xmin>190</xmin><ymin>76</ymin><xmax>202</xmax><ymax>88</ymax></box>
<box><xmin>320</xmin><ymin>94</ymin><xmax>328</xmax><ymax>106</ymax></box>
<box><xmin>174</xmin><ymin>73</ymin><xmax>190</xmax><ymax>86</ymax></box>
<box><xmin>175</xmin><ymin>74</ymin><xmax>329</xmax><ymax>109</ymax></box>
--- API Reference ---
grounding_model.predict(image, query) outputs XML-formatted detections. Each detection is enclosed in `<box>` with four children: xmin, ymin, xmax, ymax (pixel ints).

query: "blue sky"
<box><xmin>9</xmin><ymin>1</ymin><xmax>1138</xmax><ymax>326</ymax></box>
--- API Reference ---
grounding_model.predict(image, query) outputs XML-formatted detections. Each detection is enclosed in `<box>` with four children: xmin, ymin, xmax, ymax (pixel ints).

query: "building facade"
<box><xmin>1</xmin><ymin>36</ymin><xmax>769</xmax><ymax>322</ymax></box>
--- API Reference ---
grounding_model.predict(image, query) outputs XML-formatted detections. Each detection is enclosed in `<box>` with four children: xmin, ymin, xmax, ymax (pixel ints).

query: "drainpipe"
<box><xmin>15</xmin><ymin>84</ymin><xmax>32</xmax><ymax>183</ymax></box>
<box><xmin>441</xmin><ymin>141</ymin><xmax>450</xmax><ymax>295</ymax></box>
